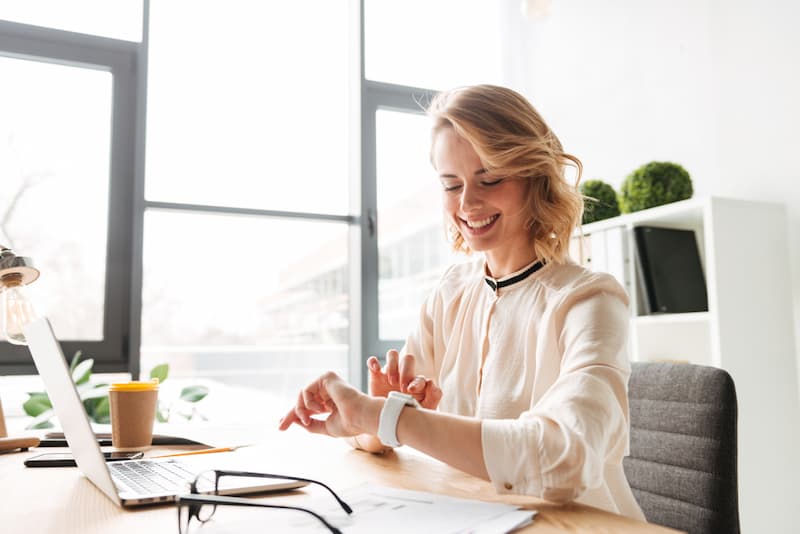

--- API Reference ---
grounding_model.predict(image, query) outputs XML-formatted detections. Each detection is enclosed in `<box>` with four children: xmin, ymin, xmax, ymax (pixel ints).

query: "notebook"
<box><xmin>23</xmin><ymin>317</ymin><xmax>307</xmax><ymax>507</ymax></box>
<box><xmin>633</xmin><ymin>226</ymin><xmax>708</xmax><ymax>314</ymax></box>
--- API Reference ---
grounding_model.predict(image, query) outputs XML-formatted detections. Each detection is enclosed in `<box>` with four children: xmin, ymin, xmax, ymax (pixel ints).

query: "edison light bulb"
<box><xmin>2</xmin><ymin>277</ymin><xmax>36</xmax><ymax>345</ymax></box>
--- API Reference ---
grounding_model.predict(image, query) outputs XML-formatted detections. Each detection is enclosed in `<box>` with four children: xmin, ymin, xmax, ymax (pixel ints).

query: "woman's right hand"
<box><xmin>367</xmin><ymin>349</ymin><xmax>442</xmax><ymax>410</ymax></box>
<box><xmin>278</xmin><ymin>371</ymin><xmax>379</xmax><ymax>438</ymax></box>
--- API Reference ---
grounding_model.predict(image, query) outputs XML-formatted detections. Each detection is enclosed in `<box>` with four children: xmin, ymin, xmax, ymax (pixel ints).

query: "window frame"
<box><xmin>0</xmin><ymin>19</ymin><xmax>139</xmax><ymax>374</ymax></box>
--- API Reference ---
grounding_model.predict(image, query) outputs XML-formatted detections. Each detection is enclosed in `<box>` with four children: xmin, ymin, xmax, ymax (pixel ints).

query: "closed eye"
<box><xmin>442</xmin><ymin>184</ymin><xmax>462</xmax><ymax>192</ymax></box>
<box><xmin>481</xmin><ymin>178</ymin><xmax>505</xmax><ymax>186</ymax></box>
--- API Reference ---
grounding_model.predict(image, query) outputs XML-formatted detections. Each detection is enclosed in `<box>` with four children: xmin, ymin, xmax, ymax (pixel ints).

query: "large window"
<box><xmin>141</xmin><ymin>1</ymin><xmax>354</xmax><ymax>402</ymax></box>
<box><xmin>0</xmin><ymin>20</ymin><xmax>138</xmax><ymax>374</ymax></box>
<box><xmin>0</xmin><ymin>1</ymin><xmax>513</xmax><ymax>396</ymax></box>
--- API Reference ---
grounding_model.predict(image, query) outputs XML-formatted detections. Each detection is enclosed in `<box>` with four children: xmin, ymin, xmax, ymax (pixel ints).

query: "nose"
<box><xmin>459</xmin><ymin>183</ymin><xmax>484</xmax><ymax>212</ymax></box>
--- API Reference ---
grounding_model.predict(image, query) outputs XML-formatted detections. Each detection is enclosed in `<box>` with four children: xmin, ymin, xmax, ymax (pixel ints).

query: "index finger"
<box><xmin>278</xmin><ymin>406</ymin><xmax>301</xmax><ymax>431</ymax></box>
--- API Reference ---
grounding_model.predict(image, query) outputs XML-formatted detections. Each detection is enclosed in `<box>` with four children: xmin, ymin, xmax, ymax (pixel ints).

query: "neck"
<box><xmin>484</xmin><ymin>251</ymin><xmax>539</xmax><ymax>279</ymax></box>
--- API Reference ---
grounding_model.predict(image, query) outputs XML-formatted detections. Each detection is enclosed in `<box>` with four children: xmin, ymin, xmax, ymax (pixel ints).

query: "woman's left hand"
<box><xmin>368</xmin><ymin>350</ymin><xmax>442</xmax><ymax>410</ymax></box>
<box><xmin>277</xmin><ymin>372</ymin><xmax>380</xmax><ymax>438</ymax></box>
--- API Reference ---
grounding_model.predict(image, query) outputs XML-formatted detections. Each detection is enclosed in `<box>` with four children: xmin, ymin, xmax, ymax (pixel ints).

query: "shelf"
<box><xmin>574</xmin><ymin>195</ymin><xmax>799</xmax><ymax>532</ymax></box>
<box><xmin>632</xmin><ymin>311</ymin><xmax>710</xmax><ymax>325</ymax></box>
<box><xmin>577</xmin><ymin>196</ymin><xmax>708</xmax><ymax>235</ymax></box>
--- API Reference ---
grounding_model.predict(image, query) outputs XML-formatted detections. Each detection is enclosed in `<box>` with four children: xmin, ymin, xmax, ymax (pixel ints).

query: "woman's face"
<box><xmin>433</xmin><ymin>127</ymin><xmax>532</xmax><ymax>269</ymax></box>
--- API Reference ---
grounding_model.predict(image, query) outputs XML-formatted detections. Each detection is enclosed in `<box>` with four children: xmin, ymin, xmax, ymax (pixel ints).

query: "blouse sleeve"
<box><xmin>480</xmin><ymin>276</ymin><xmax>632</xmax><ymax>503</ymax></box>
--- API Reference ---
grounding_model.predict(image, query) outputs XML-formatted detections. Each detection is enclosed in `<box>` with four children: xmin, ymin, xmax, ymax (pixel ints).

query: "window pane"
<box><xmin>376</xmin><ymin>111</ymin><xmax>461</xmax><ymax>340</ymax></box>
<box><xmin>0</xmin><ymin>1</ymin><xmax>143</xmax><ymax>42</ymax></box>
<box><xmin>141</xmin><ymin>211</ymin><xmax>349</xmax><ymax>403</ymax></box>
<box><xmin>0</xmin><ymin>56</ymin><xmax>111</xmax><ymax>340</ymax></box>
<box><xmin>365</xmin><ymin>0</ymin><xmax>505</xmax><ymax>89</ymax></box>
<box><xmin>145</xmin><ymin>1</ymin><xmax>351</xmax><ymax>215</ymax></box>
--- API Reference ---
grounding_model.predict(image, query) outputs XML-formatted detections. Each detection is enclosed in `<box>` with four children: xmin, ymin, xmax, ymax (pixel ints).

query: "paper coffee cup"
<box><xmin>108</xmin><ymin>379</ymin><xmax>159</xmax><ymax>451</ymax></box>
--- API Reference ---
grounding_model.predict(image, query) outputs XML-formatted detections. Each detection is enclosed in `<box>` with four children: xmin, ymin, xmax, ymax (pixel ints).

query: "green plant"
<box><xmin>149</xmin><ymin>362</ymin><xmax>210</xmax><ymax>423</ymax></box>
<box><xmin>23</xmin><ymin>351</ymin><xmax>209</xmax><ymax>429</ymax></box>
<box><xmin>580</xmin><ymin>179</ymin><xmax>621</xmax><ymax>224</ymax></box>
<box><xmin>618</xmin><ymin>161</ymin><xmax>693</xmax><ymax>213</ymax></box>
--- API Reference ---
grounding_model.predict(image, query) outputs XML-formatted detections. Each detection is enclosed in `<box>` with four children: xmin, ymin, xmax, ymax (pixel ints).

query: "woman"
<box><xmin>279</xmin><ymin>85</ymin><xmax>645</xmax><ymax>520</ymax></box>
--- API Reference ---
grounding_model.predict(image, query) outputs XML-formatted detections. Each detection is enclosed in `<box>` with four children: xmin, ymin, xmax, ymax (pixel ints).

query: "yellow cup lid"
<box><xmin>108</xmin><ymin>378</ymin><xmax>159</xmax><ymax>391</ymax></box>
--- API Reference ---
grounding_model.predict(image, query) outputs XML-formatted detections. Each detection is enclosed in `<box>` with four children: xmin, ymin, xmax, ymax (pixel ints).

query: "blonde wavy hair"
<box><xmin>428</xmin><ymin>85</ymin><xmax>583</xmax><ymax>264</ymax></box>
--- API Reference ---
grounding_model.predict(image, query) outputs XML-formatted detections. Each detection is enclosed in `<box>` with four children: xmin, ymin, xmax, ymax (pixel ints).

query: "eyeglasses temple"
<box><xmin>213</xmin><ymin>470</ymin><xmax>353</xmax><ymax>514</ymax></box>
<box><xmin>178</xmin><ymin>494</ymin><xmax>343</xmax><ymax>534</ymax></box>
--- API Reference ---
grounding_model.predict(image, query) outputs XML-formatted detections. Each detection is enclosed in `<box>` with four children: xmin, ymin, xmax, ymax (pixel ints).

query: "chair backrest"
<box><xmin>624</xmin><ymin>362</ymin><xmax>740</xmax><ymax>534</ymax></box>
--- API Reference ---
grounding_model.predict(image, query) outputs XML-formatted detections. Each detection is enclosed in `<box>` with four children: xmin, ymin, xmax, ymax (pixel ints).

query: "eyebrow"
<box><xmin>439</xmin><ymin>168</ymin><xmax>488</xmax><ymax>179</ymax></box>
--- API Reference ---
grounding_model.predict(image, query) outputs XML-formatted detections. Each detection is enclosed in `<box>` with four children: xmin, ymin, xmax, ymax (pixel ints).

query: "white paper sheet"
<box><xmin>189</xmin><ymin>483</ymin><xmax>537</xmax><ymax>534</ymax></box>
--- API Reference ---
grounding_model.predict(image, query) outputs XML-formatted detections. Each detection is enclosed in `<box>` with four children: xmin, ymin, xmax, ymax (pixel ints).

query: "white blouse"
<box><xmin>402</xmin><ymin>258</ymin><xmax>645</xmax><ymax>521</ymax></box>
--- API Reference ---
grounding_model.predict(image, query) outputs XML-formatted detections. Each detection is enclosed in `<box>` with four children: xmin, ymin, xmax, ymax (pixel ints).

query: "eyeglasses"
<box><xmin>177</xmin><ymin>470</ymin><xmax>353</xmax><ymax>534</ymax></box>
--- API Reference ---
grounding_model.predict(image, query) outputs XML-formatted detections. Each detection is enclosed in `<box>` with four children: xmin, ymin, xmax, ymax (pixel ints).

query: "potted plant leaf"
<box><xmin>23</xmin><ymin>351</ymin><xmax>209</xmax><ymax>429</ymax></box>
<box><xmin>618</xmin><ymin>161</ymin><xmax>693</xmax><ymax>213</ymax></box>
<box><xmin>581</xmin><ymin>179</ymin><xmax>621</xmax><ymax>224</ymax></box>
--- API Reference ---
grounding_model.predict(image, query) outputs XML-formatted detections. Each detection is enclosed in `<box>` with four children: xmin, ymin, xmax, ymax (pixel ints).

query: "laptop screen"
<box><xmin>24</xmin><ymin>317</ymin><xmax>122</xmax><ymax>504</ymax></box>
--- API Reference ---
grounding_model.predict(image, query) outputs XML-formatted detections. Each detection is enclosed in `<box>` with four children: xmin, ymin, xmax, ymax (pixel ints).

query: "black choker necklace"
<box><xmin>485</xmin><ymin>260</ymin><xmax>545</xmax><ymax>292</ymax></box>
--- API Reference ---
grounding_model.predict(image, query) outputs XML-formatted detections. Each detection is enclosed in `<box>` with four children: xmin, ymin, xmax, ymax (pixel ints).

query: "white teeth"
<box><xmin>466</xmin><ymin>215</ymin><xmax>498</xmax><ymax>228</ymax></box>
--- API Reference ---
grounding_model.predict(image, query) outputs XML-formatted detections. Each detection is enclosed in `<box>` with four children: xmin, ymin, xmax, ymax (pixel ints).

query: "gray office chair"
<box><xmin>623</xmin><ymin>362</ymin><xmax>740</xmax><ymax>534</ymax></box>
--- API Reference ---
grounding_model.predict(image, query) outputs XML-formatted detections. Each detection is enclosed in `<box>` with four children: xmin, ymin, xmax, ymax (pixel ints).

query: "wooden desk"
<box><xmin>0</xmin><ymin>428</ymin><xmax>680</xmax><ymax>534</ymax></box>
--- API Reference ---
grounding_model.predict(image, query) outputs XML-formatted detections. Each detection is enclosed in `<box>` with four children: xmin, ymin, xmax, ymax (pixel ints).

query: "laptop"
<box><xmin>23</xmin><ymin>317</ymin><xmax>307</xmax><ymax>506</ymax></box>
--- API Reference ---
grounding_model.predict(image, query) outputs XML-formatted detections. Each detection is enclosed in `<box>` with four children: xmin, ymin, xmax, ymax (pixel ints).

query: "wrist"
<box><xmin>359</xmin><ymin>395</ymin><xmax>384</xmax><ymax>435</ymax></box>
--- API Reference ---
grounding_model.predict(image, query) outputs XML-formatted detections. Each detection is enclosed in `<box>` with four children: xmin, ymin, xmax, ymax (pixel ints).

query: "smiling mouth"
<box><xmin>461</xmin><ymin>214</ymin><xmax>499</xmax><ymax>234</ymax></box>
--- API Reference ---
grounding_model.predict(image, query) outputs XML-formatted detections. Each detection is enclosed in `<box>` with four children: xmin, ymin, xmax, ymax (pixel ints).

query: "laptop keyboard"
<box><xmin>110</xmin><ymin>460</ymin><xmax>200</xmax><ymax>496</ymax></box>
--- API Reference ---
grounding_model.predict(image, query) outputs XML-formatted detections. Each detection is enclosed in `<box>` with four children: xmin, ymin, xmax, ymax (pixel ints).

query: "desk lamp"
<box><xmin>0</xmin><ymin>245</ymin><xmax>42</xmax><ymax>452</ymax></box>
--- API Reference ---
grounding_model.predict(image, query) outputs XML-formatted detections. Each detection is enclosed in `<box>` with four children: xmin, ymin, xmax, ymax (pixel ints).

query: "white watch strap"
<box><xmin>377</xmin><ymin>392</ymin><xmax>418</xmax><ymax>447</ymax></box>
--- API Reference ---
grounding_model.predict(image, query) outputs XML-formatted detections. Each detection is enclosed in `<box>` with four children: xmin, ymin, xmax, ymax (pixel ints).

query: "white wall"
<box><xmin>507</xmin><ymin>1</ymin><xmax>800</xmax><ymax>532</ymax></box>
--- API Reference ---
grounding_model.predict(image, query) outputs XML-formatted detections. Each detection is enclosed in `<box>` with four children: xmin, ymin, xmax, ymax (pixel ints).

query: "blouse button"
<box><xmin>503</xmin><ymin>482</ymin><xmax>513</xmax><ymax>490</ymax></box>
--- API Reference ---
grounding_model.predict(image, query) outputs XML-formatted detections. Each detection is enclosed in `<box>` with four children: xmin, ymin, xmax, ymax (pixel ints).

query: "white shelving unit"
<box><xmin>574</xmin><ymin>196</ymin><xmax>800</xmax><ymax>533</ymax></box>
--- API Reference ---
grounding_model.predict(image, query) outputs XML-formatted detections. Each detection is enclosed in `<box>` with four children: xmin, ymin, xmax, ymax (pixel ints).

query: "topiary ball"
<box><xmin>580</xmin><ymin>180</ymin><xmax>621</xmax><ymax>224</ymax></box>
<box><xmin>619</xmin><ymin>161</ymin><xmax>693</xmax><ymax>213</ymax></box>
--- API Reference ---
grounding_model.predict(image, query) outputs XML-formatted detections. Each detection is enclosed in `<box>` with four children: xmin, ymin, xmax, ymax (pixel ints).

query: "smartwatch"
<box><xmin>377</xmin><ymin>391</ymin><xmax>419</xmax><ymax>447</ymax></box>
